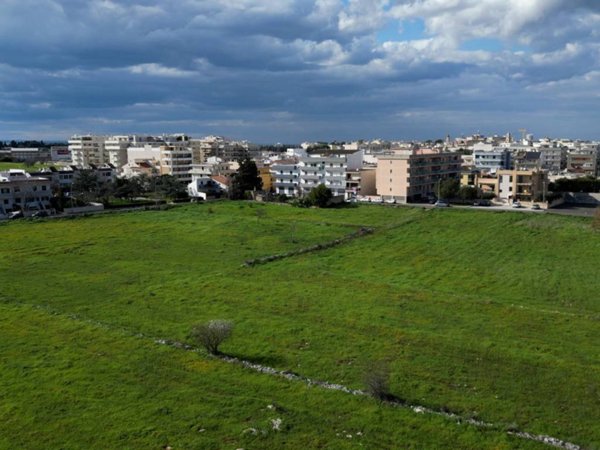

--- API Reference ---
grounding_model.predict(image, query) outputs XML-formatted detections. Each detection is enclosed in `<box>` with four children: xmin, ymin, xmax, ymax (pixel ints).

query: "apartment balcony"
<box><xmin>275</xmin><ymin>182</ymin><xmax>298</xmax><ymax>188</ymax></box>
<box><xmin>276</xmin><ymin>173</ymin><xmax>297</xmax><ymax>180</ymax></box>
<box><xmin>301</xmin><ymin>174</ymin><xmax>321</xmax><ymax>181</ymax></box>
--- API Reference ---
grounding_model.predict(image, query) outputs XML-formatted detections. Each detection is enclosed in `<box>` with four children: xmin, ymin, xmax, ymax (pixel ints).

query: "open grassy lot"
<box><xmin>1</xmin><ymin>202</ymin><xmax>599</xmax><ymax>448</ymax></box>
<box><xmin>0</xmin><ymin>162</ymin><xmax>56</xmax><ymax>172</ymax></box>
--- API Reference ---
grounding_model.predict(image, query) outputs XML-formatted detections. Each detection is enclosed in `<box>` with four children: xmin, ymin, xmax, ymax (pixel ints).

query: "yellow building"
<box><xmin>258</xmin><ymin>165</ymin><xmax>273</xmax><ymax>192</ymax></box>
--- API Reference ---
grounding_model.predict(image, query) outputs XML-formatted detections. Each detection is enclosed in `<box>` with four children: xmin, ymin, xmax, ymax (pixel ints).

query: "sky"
<box><xmin>0</xmin><ymin>0</ymin><xmax>599</xmax><ymax>143</ymax></box>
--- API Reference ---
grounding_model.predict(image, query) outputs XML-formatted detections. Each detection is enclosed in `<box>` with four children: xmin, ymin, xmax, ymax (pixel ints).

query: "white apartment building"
<box><xmin>69</xmin><ymin>135</ymin><xmax>108</xmax><ymax>167</ymax></box>
<box><xmin>298</xmin><ymin>156</ymin><xmax>347</xmax><ymax>196</ymax></box>
<box><xmin>105</xmin><ymin>135</ymin><xmax>133</xmax><ymax>172</ymax></box>
<box><xmin>159</xmin><ymin>142</ymin><xmax>193</xmax><ymax>183</ymax></box>
<box><xmin>473</xmin><ymin>148</ymin><xmax>511</xmax><ymax>171</ymax></box>
<box><xmin>270</xmin><ymin>160</ymin><xmax>300</xmax><ymax>196</ymax></box>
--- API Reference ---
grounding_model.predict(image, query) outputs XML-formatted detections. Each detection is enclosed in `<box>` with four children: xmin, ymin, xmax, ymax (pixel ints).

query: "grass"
<box><xmin>1</xmin><ymin>201</ymin><xmax>599</xmax><ymax>448</ymax></box>
<box><xmin>0</xmin><ymin>162</ymin><xmax>57</xmax><ymax>172</ymax></box>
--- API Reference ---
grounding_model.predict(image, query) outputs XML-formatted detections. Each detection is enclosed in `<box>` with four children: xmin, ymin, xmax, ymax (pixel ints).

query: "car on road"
<box><xmin>512</xmin><ymin>201</ymin><xmax>523</xmax><ymax>208</ymax></box>
<box><xmin>531</xmin><ymin>204</ymin><xmax>541</xmax><ymax>210</ymax></box>
<box><xmin>473</xmin><ymin>200</ymin><xmax>491</xmax><ymax>207</ymax></box>
<box><xmin>32</xmin><ymin>210</ymin><xmax>49</xmax><ymax>218</ymax></box>
<box><xmin>434</xmin><ymin>200</ymin><xmax>450</xmax><ymax>208</ymax></box>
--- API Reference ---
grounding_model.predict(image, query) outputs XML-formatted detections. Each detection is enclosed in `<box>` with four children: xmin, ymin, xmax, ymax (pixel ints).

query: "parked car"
<box><xmin>512</xmin><ymin>201</ymin><xmax>522</xmax><ymax>208</ymax></box>
<box><xmin>32</xmin><ymin>210</ymin><xmax>49</xmax><ymax>218</ymax></box>
<box><xmin>531</xmin><ymin>204</ymin><xmax>541</xmax><ymax>210</ymax></box>
<box><xmin>434</xmin><ymin>200</ymin><xmax>450</xmax><ymax>208</ymax></box>
<box><xmin>473</xmin><ymin>200</ymin><xmax>491</xmax><ymax>207</ymax></box>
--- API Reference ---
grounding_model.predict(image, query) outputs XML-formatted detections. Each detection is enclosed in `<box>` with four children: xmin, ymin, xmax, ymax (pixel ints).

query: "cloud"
<box><xmin>0</xmin><ymin>0</ymin><xmax>598</xmax><ymax>141</ymax></box>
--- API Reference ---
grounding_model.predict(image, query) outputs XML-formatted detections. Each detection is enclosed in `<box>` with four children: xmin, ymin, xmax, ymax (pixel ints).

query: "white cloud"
<box><xmin>127</xmin><ymin>64</ymin><xmax>196</xmax><ymax>78</ymax></box>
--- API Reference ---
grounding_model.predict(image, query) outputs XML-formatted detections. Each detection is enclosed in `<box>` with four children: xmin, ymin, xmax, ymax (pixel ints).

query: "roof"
<box><xmin>211</xmin><ymin>175</ymin><xmax>230</xmax><ymax>186</ymax></box>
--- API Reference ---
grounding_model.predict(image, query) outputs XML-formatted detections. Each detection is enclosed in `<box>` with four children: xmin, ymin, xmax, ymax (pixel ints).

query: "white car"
<box><xmin>434</xmin><ymin>200</ymin><xmax>450</xmax><ymax>208</ymax></box>
<box><xmin>512</xmin><ymin>201</ymin><xmax>522</xmax><ymax>208</ymax></box>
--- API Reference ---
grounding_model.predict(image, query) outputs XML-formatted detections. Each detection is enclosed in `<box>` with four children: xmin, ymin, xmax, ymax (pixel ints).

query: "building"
<box><xmin>105</xmin><ymin>136</ymin><xmax>133</xmax><ymax>172</ymax></box>
<box><xmin>50</xmin><ymin>146</ymin><xmax>71</xmax><ymax>162</ymax></box>
<box><xmin>270</xmin><ymin>160</ymin><xmax>299</xmax><ymax>196</ymax></box>
<box><xmin>69</xmin><ymin>135</ymin><xmax>107</xmax><ymax>167</ymax></box>
<box><xmin>512</xmin><ymin>151</ymin><xmax>541</xmax><ymax>171</ymax></box>
<box><xmin>159</xmin><ymin>142</ymin><xmax>193</xmax><ymax>184</ymax></box>
<box><xmin>257</xmin><ymin>165</ymin><xmax>273</xmax><ymax>192</ymax></box>
<box><xmin>539</xmin><ymin>146</ymin><xmax>566</xmax><ymax>172</ymax></box>
<box><xmin>473</xmin><ymin>148</ymin><xmax>511</xmax><ymax>171</ymax></box>
<box><xmin>8</xmin><ymin>147</ymin><xmax>51</xmax><ymax>162</ymax></box>
<box><xmin>0</xmin><ymin>169</ymin><xmax>52</xmax><ymax>215</ymax></box>
<box><xmin>497</xmin><ymin>169</ymin><xmax>548</xmax><ymax>203</ymax></box>
<box><xmin>345</xmin><ymin>168</ymin><xmax>376</xmax><ymax>199</ymax></box>
<box><xmin>298</xmin><ymin>156</ymin><xmax>347</xmax><ymax>196</ymax></box>
<box><xmin>567</xmin><ymin>147</ymin><xmax>599</xmax><ymax>177</ymax></box>
<box><xmin>376</xmin><ymin>149</ymin><xmax>461</xmax><ymax>203</ymax></box>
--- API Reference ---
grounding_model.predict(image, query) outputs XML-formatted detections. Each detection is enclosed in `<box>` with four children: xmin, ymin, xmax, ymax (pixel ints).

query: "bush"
<box><xmin>364</xmin><ymin>361</ymin><xmax>391</xmax><ymax>402</ymax></box>
<box><xmin>190</xmin><ymin>320</ymin><xmax>233</xmax><ymax>355</ymax></box>
<box><xmin>307</xmin><ymin>184</ymin><xmax>333</xmax><ymax>208</ymax></box>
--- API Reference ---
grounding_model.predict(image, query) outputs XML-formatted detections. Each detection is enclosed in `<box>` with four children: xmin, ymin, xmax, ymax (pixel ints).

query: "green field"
<box><xmin>0</xmin><ymin>162</ymin><xmax>57</xmax><ymax>172</ymax></box>
<box><xmin>1</xmin><ymin>202</ymin><xmax>599</xmax><ymax>449</ymax></box>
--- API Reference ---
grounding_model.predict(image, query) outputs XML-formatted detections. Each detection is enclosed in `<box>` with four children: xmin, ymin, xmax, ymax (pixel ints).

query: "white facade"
<box><xmin>473</xmin><ymin>149</ymin><xmax>511</xmax><ymax>171</ymax></box>
<box><xmin>298</xmin><ymin>156</ymin><xmax>346</xmax><ymax>196</ymax></box>
<box><xmin>69</xmin><ymin>135</ymin><xmax>108</xmax><ymax>167</ymax></box>
<box><xmin>270</xmin><ymin>161</ymin><xmax>299</xmax><ymax>196</ymax></box>
<box><xmin>105</xmin><ymin>136</ymin><xmax>133</xmax><ymax>172</ymax></box>
<box><xmin>0</xmin><ymin>170</ymin><xmax>52</xmax><ymax>215</ymax></box>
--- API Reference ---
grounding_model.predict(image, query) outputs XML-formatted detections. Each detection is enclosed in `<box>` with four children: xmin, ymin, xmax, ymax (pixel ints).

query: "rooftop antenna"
<box><xmin>519</xmin><ymin>128</ymin><xmax>527</xmax><ymax>142</ymax></box>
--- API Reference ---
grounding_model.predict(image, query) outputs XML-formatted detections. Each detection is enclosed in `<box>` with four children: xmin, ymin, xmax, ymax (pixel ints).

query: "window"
<box><xmin>42</xmin><ymin>185</ymin><xmax>47</xmax><ymax>191</ymax></box>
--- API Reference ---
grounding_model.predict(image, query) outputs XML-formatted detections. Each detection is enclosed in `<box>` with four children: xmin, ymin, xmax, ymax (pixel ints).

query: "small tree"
<box><xmin>438</xmin><ymin>178</ymin><xmax>460</xmax><ymax>200</ymax></box>
<box><xmin>307</xmin><ymin>184</ymin><xmax>333</xmax><ymax>208</ymax></box>
<box><xmin>458</xmin><ymin>186</ymin><xmax>479</xmax><ymax>202</ymax></box>
<box><xmin>190</xmin><ymin>320</ymin><xmax>233</xmax><ymax>355</ymax></box>
<box><xmin>364</xmin><ymin>360</ymin><xmax>391</xmax><ymax>402</ymax></box>
<box><xmin>230</xmin><ymin>158</ymin><xmax>262</xmax><ymax>200</ymax></box>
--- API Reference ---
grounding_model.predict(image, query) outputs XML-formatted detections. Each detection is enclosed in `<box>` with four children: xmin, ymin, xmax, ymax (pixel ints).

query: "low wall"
<box><xmin>564</xmin><ymin>192</ymin><xmax>600</xmax><ymax>206</ymax></box>
<box><xmin>64</xmin><ymin>203</ymin><xmax>105</xmax><ymax>214</ymax></box>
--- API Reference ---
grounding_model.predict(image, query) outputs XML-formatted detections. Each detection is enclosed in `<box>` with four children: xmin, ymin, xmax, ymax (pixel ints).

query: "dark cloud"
<box><xmin>0</xmin><ymin>0</ymin><xmax>598</xmax><ymax>141</ymax></box>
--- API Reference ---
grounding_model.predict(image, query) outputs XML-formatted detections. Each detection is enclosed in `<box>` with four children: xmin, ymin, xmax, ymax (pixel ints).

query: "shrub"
<box><xmin>364</xmin><ymin>361</ymin><xmax>391</xmax><ymax>402</ymax></box>
<box><xmin>190</xmin><ymin>320</ymin><xmax>233</xmax><ymax>355</ymax></box>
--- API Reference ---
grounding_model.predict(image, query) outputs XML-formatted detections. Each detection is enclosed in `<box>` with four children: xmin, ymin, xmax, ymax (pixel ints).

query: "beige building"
<box><xmin>159</xmin><ymin>143</ymin><xmax>193</xmax><ymax>183</ymax></box>
<box><xmin>497</xmin><ymin>169</ymin><xmax>548</xmax><ymax>203</ymax></box>
<box><xmin>346</xmin><ymin>168</ymin><xmax>376</xmax><ymax>199</ymax></box>
<box><xmin>376</xmin><ymin>149</ymin><xmax>461</xmax><ymax>202</ymax></box>
<box><xmin>69</xmin><ymin>135</ymin><xmax>108</xmax><ymax>167</ymax></box>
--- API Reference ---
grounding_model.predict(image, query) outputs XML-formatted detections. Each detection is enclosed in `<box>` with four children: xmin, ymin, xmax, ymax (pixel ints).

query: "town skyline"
<box><xmin>1</xmin><ymin>1</ymin><xmax>599</xmax><ymax>142</ymax></box>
